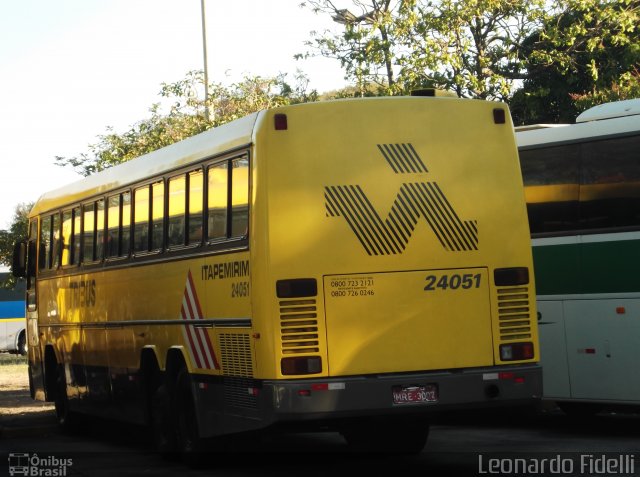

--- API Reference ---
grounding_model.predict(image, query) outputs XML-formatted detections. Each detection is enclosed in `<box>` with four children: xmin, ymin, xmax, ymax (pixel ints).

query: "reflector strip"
<box><xmin>483</xmin><ymin>373</ymin><xmax>499</xmax><ymax>381</ymax></box>
<box><xmin>181</xmin><ymin>270</ymin><xmax>220</xmax><ymax>370</ymax></box>
<box><xmin>247</xmin><ymin>387</ymin><xmax>260</xmax><ymax>396</ymax></box>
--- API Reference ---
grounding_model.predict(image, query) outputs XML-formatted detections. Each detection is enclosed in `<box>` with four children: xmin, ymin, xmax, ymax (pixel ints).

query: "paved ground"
<box><xmin>2</xmin><ymin>356</ymin><xmax>639</xmax><ymax>476</ymax></box>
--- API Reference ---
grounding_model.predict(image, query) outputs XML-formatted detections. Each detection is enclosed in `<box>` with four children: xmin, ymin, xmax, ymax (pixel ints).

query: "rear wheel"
<box><xmin>17</xmin><ymin>331</ymin><xmax>27</xmax><ymax>356</ymax></box>
<box><xmin>175</xmin><ymin>368</ymin><xmax>210</xmax><ymax>466</ymax></box>
<box><xmin>54</xmin><ymin>365</ymin><xmax>77</xmax><ymax>430</ymax></box>
<box><xmin>151</xmin><ymin>384</ymin><xmax>178</xmax><ymax>457</ymax></box>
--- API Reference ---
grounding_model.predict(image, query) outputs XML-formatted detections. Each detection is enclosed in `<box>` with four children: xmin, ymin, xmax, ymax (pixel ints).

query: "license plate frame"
<box><xmin>392</xmin><ymin>384</ymin><xmax>438</xmax><ymax>405</ymax></box>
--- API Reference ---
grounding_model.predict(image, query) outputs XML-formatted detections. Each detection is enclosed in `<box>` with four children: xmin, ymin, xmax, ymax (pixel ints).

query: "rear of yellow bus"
<box><xmin>250</xmin><ymin>96</ymin><xmax>541</xmax><ymax>450</ymax></box>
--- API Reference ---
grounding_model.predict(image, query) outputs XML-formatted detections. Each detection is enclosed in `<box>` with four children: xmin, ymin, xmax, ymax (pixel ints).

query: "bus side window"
<box><xmin>72</xmin><ymin>207</ymin><xmax>81</xmax><ymax>265</ymax></box>
<box><xmin>580</xmin><ymin>135</ymin><xmax>640</xmax><ymax>229</ymax></box>
<box><xmin>107</xmin><ymin>195</ymin><xmax>121</xmax><ymax>258</ymax></box>
<box><xmin>121</xmin><ymin>191</ymin><xmax>131</xmax><ymax>257</ymax></box>
<box><xmin>231</xmin><ymin>157</ymin><xmax>249</xmax><ymax>238</ymax></box>
<box><xmin>52</xmin><ymin>213</ymin><xmax>61</xmax><ymax>268</ymax></box>
<box><xmin>39</xmin><ymin>215</ymin><xmax>52</xmax><ymax>270</ymax></box>
<box><xmin>151</xmin><ymin>181</ymin><xmax>164</xmax><ymax>250</ymax></box>
<box><xmin>61</xmin><ymin>210</ymin><xmax>72</xmax><ymax>266</ymax></box>
<box><xmin>188</xmin><ymin>170</ymin><xmax>204</xmax><ymax>245</ymax></box>
<box><xmin>168</xmin><ymin>175</ymin><xmax>186</xmax><ymax>248</ymax></box>
<box><xmin>520</xmin><ymin>144</ymin><xmax>580</xmax><ymax>234</ymax></box>
<box><xmin>83</xmin><ymin>203</ymin><xmax>96</xmax><ymax>262</ymax></box>
<box><xmin>208</xmin><ymin>162</ymin><xmax>228</xmax><ymax>241</ymax></box>
<box><xmin>134</xmin><ymin>185</ymin><xmax>150</xmax><ymax>253</ymax></box>
<box><xmin>95</xmin><ymin>199</ymin><xmax>105</xmax><ymax>260</ymax></box>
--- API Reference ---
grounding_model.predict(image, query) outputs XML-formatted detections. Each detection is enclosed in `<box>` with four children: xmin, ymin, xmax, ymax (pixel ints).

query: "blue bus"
<box><xmin>0</xmin><ymin>273</ymin><xmax>26</xmax><ymax>355</ymax></box>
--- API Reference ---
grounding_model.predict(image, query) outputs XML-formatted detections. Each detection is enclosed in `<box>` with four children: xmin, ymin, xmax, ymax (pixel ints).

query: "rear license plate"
<box><xmin>392</xmin><ymin>384</ymin><xmax>438</xmax><ymax>404</ymax></box>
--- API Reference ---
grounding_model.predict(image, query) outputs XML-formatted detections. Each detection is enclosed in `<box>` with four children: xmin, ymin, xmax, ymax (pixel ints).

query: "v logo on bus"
<box><xmin>325</xmin><ymin>144</ymin><xmax>478</xmax><ymax>256</ymax></box>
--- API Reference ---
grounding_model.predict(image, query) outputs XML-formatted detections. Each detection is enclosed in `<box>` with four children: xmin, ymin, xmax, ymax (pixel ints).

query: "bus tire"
<box><xmin>175</xmin><ymin>368</ymin><xmax>207</xmax><ymax>465</ymax></box>
<box><xmin>341</xmin><ymin>418</ymin><xmax>429</xmax><ymax>455</ymax></box>
<box><xmin>151</xmin><ymin>384</ymin><xmax>178</xmax><ymax>458</ymax></box>
<box><xmin>54</xmin><ymin>365</ymin><xmax>77</xmax><ymax>431</ymax></box>
<box><xmin>17</xmin><ymin>331</ymin><xmax>27</xmax><ymax>356</ymax></box>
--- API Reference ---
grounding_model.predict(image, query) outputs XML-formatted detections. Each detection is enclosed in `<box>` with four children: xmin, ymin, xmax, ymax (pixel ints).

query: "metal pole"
<box><xmin>200</xmin><ymin>0</ymin><xmax>210</xmax><ymax>121</ymax></box>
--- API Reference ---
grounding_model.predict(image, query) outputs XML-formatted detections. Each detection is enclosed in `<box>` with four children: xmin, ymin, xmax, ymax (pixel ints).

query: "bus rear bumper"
<box><xmin>262</xmin><ymin>364</ymin><xmax>542</xmax><ymax>422</ymax></box>
<box><xmin>194</xmin><ymin>364</ymin><xmax>541</xmax><ymax>437</ymax></box>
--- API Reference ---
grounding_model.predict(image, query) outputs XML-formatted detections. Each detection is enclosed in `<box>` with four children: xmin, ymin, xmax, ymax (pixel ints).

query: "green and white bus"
<box><xmin>516</xmin><ymin>99</ymin><xmax>640</xmax><ymax>414</ymax></box>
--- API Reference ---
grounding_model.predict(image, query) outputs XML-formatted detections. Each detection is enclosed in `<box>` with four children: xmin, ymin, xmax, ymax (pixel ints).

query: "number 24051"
<box><xmin>424</xmin><ymin>273</ymin><xmax>481</xmax><ymax>291</ymax></box>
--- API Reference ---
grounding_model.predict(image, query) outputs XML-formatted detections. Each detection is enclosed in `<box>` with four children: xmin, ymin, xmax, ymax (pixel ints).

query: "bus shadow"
<box><xmin>434</xmin><ymin>406</ymin><xmax>640</xmax><ymax>438</ymax></box>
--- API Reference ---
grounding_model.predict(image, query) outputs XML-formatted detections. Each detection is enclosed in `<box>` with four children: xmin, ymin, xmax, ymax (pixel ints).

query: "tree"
<box><xmin>299</xmin><ymin>0</ymin><xmax>404</xmax><ymax>95</ymax></box>
<box><xmin>571</xmin><ymin>69</ymin><xmax>640</xmax><ymax>111</ymax></box>
<box><xmin>0</xmin><ymin>203</ymin><xmax>32</xmax><ymax>288</ymax></box>
<box><xmin>303</xmin><ymin>0</ymin><xmax>638</xmax><ymax>116</ymax></box>
<box><xmin>301</xmin><ymin>0</ymin><xmax>548</xmax><ymax>99</ymax></box>
<box><xmin>396</xmin><ymin>0</ymin><xmax>548</xmax><ymax>100</ymax></box>
<box><xmin>510</xmin><ymin>0</ymin><xmax>640</xmax><ymax>124</ymax></box>
<box><xmin>56</xmin><ymin>71</ymin><xmax>318</xmax><ymax>176</ymax></box>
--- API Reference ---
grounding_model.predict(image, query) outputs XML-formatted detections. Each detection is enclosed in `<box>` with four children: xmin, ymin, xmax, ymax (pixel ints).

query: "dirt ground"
<box><xmin>0</xmin><ymin>354</ymin><xmax>54</xmax><ymax>423</ymax></box>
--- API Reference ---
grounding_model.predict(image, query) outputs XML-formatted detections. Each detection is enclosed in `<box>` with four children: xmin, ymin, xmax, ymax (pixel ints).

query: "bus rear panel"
<box><xmin>238</xmin><ymin>97</ymin><xmax>541</xmax><ymax>428</ymax></box>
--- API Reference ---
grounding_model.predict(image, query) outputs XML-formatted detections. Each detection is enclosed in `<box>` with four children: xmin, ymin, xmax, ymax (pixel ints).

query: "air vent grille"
<box><xmin>219</xmin><ymin>333</ymin><xmax>253</xmax><ymax>377</ymax></box>
<box><xmin>497</xmin><ymin>286</ymin><xmax>532</xmax><ymax>341</ymax></box>
<box><xmin>280</xmin><ymin>298</ymin><xmax>320</xmax><ymax>355</ymax></box>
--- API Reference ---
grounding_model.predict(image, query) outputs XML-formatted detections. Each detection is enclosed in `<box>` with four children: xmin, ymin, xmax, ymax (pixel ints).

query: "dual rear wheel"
<box><xmin>151</xmin><ymin>366</ymin><xmax>223</xmax><ymax>465</ymax></box>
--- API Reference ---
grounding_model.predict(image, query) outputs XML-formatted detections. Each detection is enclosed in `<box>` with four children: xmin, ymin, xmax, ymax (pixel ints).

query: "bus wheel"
<box><xmin>17</xmin><ymin>331</ymin><xmax>27</xmax><ymax>356</ymax></box>
<box><xmin>175</xmin><ymin>368</ymin><xmax>207</xmax><ymax>464</ymax></box>
<box><xmin>54</xmin><ymin>366</ymin><xmax>76</xmax><ymax>430</ymax></box>
<box><xmin>341</xmin><ymin>419</ymin><xmax>429</xmax><ymax>454</ymax></box>
<box><xmin>151</xmin><ymin>384</ymin><xmax>178</xmax><ymax>458</ymax></box>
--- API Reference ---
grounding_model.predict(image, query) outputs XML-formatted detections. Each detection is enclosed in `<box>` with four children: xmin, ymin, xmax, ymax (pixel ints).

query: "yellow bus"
<box><xmin>14</xmin><ymin>94</ymin><xmax>541</xmax><ymax>456</ymax></box>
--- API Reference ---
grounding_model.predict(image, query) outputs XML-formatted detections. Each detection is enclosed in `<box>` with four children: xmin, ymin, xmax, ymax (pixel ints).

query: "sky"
<box><xmin>0</xmin><ymin>0</ymin><xmax>347</xmax><ymax>230</ymax></box>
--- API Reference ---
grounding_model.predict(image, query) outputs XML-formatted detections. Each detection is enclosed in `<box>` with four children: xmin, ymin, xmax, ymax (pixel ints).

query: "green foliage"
<box><xmin>0</xmin><ymin>203</ymin><xmax>32</xmax><ymax>288</ymax></box>
<box><xmin>397</xmin><ymin>0</ymin><xmax>547</xmax><ymax>100</ymax></box>
<box><xmin>301</xmin><ymin>0</ymin><xmax>547</xmax><ymax>99</ymax></box>
<box><xmin>303</xmin><ymin>0</ymin><xmax>639</xmax><ymax>121</ymax></box>
<box><xmin>55</xmin><ymin>71</ymin><xmax>318</xmax><ymax>176</ymax></box>
<box><xmin>571</xmin><ymin>69</ymin><xmax>640</xmax><ymax>111</ymax></box>
<box><xmin>511</xmin><ymin>0</ymin><xmax>640</xmax><ymax>124</ymax></box>
<box><xmin>299</xmin><ymin>1</ymin><xmax>401</xmax><ymax>96</ymax></box>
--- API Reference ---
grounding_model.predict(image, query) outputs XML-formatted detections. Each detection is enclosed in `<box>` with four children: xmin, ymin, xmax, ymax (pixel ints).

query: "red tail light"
<box><xmin>500</xmin><ymin>342</ymin><xmax>534</xmax><ymax>361</ymax></box>
<box><xmin>281</xmin><ymin>356</ymin><xmax>322</xmax><ymax>375</ymax></box>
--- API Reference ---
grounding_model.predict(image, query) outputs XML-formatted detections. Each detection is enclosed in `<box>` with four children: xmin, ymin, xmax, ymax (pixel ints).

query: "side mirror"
<box><xmin>12</xmin><ymin>242</ymin><xmax>27</xmax><ymax>278</ymax></box>
<box><xmin>28</xmin><ymin>240</ymin><xmax>37</xmax><ymax>278</ymax></box>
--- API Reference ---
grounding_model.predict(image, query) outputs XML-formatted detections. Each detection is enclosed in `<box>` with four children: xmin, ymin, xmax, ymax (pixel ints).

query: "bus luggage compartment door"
<box><xmin>323</xmin><ymin>268</ymin><xmax>494</xmax><ymax>376</ymax></box>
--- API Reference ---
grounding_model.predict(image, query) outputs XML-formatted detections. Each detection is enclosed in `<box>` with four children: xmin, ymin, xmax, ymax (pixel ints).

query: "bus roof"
<box><xmin>516</xmin><ymin>101</ymin><xmax>640</xmax><ymax>149</ymax></box>
<box><xmin>576</xmin><ymin>98</ymin><xmax>640</xmax><ymax>123</ymax></box>
<box><xmin>30</xmin><ymin>95</ymin><xmax>468</xmax><ymax>217</ymax></box>
<box><xmin>30</xmin><ymin>112</ymin><xmax>260</xmax><ymax>216</ymax></box>
<box><xmin>514</xmin><ymin>124</ymin><xmax>569</xmax><ymax>132</ymax></box>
